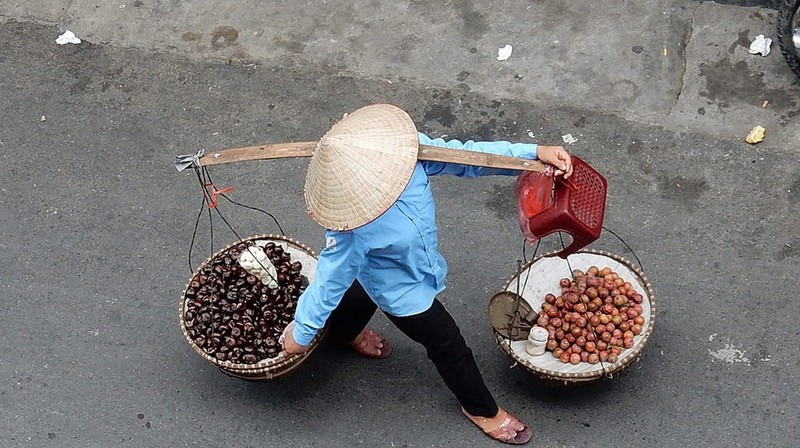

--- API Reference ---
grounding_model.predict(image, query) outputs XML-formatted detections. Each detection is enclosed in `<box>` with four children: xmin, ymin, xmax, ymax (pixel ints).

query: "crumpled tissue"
<box><xmin>562</xmin><ymin>134</ymin><xmax>579</xmax><ymax>145</ymax></box>
<box><xmin>56</xmin><ymin>30</ymin><xmax>82</xmax><ymax>45</ymax></box>
<box><xmin>497</xmin><ymin>44</ymin><xmax>513</xmax><ymax>61</ymax></box>
<box><xmin>748</xmin><ymin>34</ymin><xmax>772</xmax><ymax>57</ymax></box>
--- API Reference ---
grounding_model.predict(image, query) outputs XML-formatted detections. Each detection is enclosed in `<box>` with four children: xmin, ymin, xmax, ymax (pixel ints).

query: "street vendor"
<box><xmin>281</xmin><ymin>104</ymin><xmax>573</xmax><ymax>445</ymax></box>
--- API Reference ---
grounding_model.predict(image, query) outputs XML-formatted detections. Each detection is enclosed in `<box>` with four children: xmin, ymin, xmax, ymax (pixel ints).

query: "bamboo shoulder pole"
<box><xmin>197</xmin><ymin>142</ymin><xmax>546</xmax><ymax>172</ymax></box>
<box><xmin>198</xmin><ymin>142</ymin><xmax>318</xmax><ymax>167</ymax></box>
<box><xmin>417</xmin><ymin>144</ymin><xmax>546</xmax><ymax>172</ymax></box>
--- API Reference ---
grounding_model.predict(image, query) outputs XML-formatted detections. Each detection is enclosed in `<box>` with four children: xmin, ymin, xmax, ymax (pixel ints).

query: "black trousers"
<box><xmin>327</xmin><ymin>281</ymin><xmax>499</xmax><ymax>417</ymax></box>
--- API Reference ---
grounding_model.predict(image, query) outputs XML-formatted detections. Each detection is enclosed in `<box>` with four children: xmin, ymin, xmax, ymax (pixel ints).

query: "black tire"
<box><xmin>777</xmin><ymin>0</ymin><xmax>800</xmax><ymax>78</ymax></box>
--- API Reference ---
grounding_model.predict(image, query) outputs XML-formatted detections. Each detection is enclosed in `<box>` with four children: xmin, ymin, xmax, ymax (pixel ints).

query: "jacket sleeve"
<box><xmin>292</xmin><ymin>231</ymin><xmax>366</xmax><ymax>346</ymax></box>
<box><xmin>418</xmin><ymin>132</ymin><xmax>539</xmax><ymax>177</ymax></box>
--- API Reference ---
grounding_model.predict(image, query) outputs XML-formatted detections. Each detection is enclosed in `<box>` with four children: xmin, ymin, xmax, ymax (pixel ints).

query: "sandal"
<box><xmin>463</xmin><ymin>408</ymin><xmax>533</xmax><ymax>445</ymax></box>
<box><xmin>348</xmin><ymin>328</ymin><xmax>393</xmax><ymax>359</ymax></box>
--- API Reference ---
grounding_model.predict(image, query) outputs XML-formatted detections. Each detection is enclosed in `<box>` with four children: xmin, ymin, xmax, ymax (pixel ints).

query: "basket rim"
<box><xmin>178</xmin><ymin>233</ymin><xmax>322</xmax><ymax>374</ymax></box>
<box><xmin>494</xmin><ymin>248</ymin><xmax>656</xmax><ymax>382</ymax></box>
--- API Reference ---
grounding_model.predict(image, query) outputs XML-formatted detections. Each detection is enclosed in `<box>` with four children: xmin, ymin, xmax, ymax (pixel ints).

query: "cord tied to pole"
<box><xmin>202</xmin><ymin>182</ymin><xmax>234</xmax><ymax>209</ymax></box>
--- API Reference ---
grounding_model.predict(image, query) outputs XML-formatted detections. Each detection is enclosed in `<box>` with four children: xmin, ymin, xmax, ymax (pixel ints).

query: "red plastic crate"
<box><xmin>520</xmin><ymin>156</ymin><xmax>607</xmax><ymax>258</ymax></box>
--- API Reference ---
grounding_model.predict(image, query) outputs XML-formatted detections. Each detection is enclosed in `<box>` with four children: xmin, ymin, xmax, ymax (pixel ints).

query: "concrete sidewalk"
<box><xmin>3</xmin><ymin>0</ymin><xmax>797</xmax><ymax>149</ymax></box>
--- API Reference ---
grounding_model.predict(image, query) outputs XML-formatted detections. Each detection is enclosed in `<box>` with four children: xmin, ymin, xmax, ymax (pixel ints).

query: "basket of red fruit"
<box><xmin>179</xmin><ymin>234</ymin><xmax>323</xmax><ymax>381</ymax></box>
<box><xmin>491</xmin><ymin>249</ymin><xmax>655</xmax><ymax>385</ymax></box>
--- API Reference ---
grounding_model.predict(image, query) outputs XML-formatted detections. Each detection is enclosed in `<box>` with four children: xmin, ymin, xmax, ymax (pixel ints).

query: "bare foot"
<box><xmin>462</xmin><ymin>408</ymin><xmax>532</xmax><ymax>445</ymax></box>
<box><xmin>348</xmin><ymin>328</ymin><xmax>392</xmax><ymax>359</ymax></box>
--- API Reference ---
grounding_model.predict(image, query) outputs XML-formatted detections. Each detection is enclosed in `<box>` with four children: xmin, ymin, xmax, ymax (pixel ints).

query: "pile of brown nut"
<box><xmin>183</xmin><ymin>241</ymin><xmax>306</xmax><ymax>364</ymax></box>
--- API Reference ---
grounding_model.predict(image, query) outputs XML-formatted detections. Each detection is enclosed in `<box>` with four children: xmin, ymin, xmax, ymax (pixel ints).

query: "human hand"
<box><xmin>536</xmin><ymin>146</ymin><xmax>573</xmax><ymax>178</ymax></box>
<box><xmin>280</xmin><ymin>320</ymin><xmax>309</xmax><ymax>356</ymax></box>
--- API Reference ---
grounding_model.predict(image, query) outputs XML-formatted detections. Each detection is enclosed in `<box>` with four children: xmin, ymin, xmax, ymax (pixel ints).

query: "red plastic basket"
<box><xmin>520</xmin><ymin>156</ymin><xmax>607</xmax><ymax>258</ymax></box>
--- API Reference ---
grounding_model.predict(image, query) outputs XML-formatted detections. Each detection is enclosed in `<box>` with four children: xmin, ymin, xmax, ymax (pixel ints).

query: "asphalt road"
<box><xmin>1</xmin><ymin>4</ymin><xmax>799</xmax><ymax>448</ymax></box>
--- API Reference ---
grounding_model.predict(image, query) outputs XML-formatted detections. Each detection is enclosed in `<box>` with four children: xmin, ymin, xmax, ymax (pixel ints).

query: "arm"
<box><xmin>286</xmin><ymin>231</ymin><xmax>366</xmax><ymax>351</ymax></box>
<box><xmin>419</xmin><ymin>133</ymin><xmax>573</xmax><ymax>178</ymax></box>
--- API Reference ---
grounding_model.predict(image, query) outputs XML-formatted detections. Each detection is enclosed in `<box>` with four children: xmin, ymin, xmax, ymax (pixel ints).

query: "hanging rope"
<box><xmin>202</xmin><ymin>168</ymin><xmax>286</xmax><ymax>235</ymax></box>
<box><xmin>187</xmin><ymin>191</ymin><xmax>207</xmax><ymax>273</ymax></box>
<box><xmin>558</xmin><ymin>233</ymin><xmax>574</xmax><ymax>276</ymax></box>
<box><xmin>601</xmin><ymin>226</ymin><xmax>645</xmax><ymax>272</ymax></box>
<box><xmin>186</xmin><ymin>165</ymin><xmax>287</xmax><ymax>275</ymax></box>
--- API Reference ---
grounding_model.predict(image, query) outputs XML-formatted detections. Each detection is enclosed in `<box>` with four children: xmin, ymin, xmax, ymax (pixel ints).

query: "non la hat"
<box><xmin>304</xmin><ymin>103</ymin><xmax>419</xmax><ymax>231</ymax></box>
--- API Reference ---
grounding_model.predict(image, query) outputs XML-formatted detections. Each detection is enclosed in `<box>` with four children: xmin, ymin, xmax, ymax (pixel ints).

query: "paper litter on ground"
<box><xmin>745</xmin><ymin>125</ymin><xmax>766</xmax><ymax>144</ymax></box>
<box><xmin>562</xmin><ymin>133</ymin><xmax>578</xmax><ymax>145</ymax></box>
<box><xmin>748</xmin><ymin>34</ymin><xmax>772</xmax><ymax>56</ymax></box>
<box><xmin>56</xmin><ymin>30</ymin><xmax>82</xmax><ymax>45</ymax></box>
<box><xmin>497</xmin><ymin>44</ymin><xmax>513</xmax><ymax>61</ymax></box>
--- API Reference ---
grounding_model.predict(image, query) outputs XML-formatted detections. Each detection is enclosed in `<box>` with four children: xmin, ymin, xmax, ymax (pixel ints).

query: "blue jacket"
<box><xmin>293</xmin><ymin>133</ymin><xmax>539</xmax><ymax>345</ymax></box>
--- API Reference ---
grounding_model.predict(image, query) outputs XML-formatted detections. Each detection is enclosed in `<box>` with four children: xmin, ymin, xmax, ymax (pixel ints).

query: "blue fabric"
<box><xmin>292</xmin><ymin>133</ymin><xmax>538</xmax><ymax>346</ymax></box>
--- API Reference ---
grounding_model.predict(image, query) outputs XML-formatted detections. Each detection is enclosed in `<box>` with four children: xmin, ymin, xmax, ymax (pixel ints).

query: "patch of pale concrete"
<box><xmin>709</xmin><ymin>343</ymin><xmax>750</xmax><ymax>365</ymax></box>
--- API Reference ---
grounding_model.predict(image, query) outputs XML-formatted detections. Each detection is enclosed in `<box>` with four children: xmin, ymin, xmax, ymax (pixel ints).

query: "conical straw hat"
<box><xmin>304</xmin><ymin>104</ymin><xmax>419</xmax><ymax>230</ymax></box>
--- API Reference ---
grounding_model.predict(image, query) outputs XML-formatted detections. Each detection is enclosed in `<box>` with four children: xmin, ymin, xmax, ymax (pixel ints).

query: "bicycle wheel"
<box><xmin>777</xmin><ymin>0</ymin><xmax>800</xmax><ymax>78</ymax></box>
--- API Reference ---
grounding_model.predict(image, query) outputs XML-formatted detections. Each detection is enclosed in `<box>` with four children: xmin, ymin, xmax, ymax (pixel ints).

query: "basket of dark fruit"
<box><xmin>491</xmin><ymin>250</ymin><xmax>655</xmax><ymax>386</ymax></box>
<box><xmin>179</xmin><ymin>234</ymin><xmax>322</xmax><ymax>381</ymax></box>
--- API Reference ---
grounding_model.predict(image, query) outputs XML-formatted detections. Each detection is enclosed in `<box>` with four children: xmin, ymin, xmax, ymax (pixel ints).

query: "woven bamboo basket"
<box><xmin>493</xmin><ymin>249</ymin><xmax>656</xmax><ymax>386</ymax></box>
<box><xmin>179</xmin><ymin>234</ymin><xmax>323</xmax><ymax>381</ymax></box>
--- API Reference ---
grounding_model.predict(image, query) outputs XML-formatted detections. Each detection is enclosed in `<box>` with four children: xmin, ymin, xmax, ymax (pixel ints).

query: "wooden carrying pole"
<box><xmin>198</xmin><ymin>142</ymin><xmax>547</xmax><ymax>172</ymax></box>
